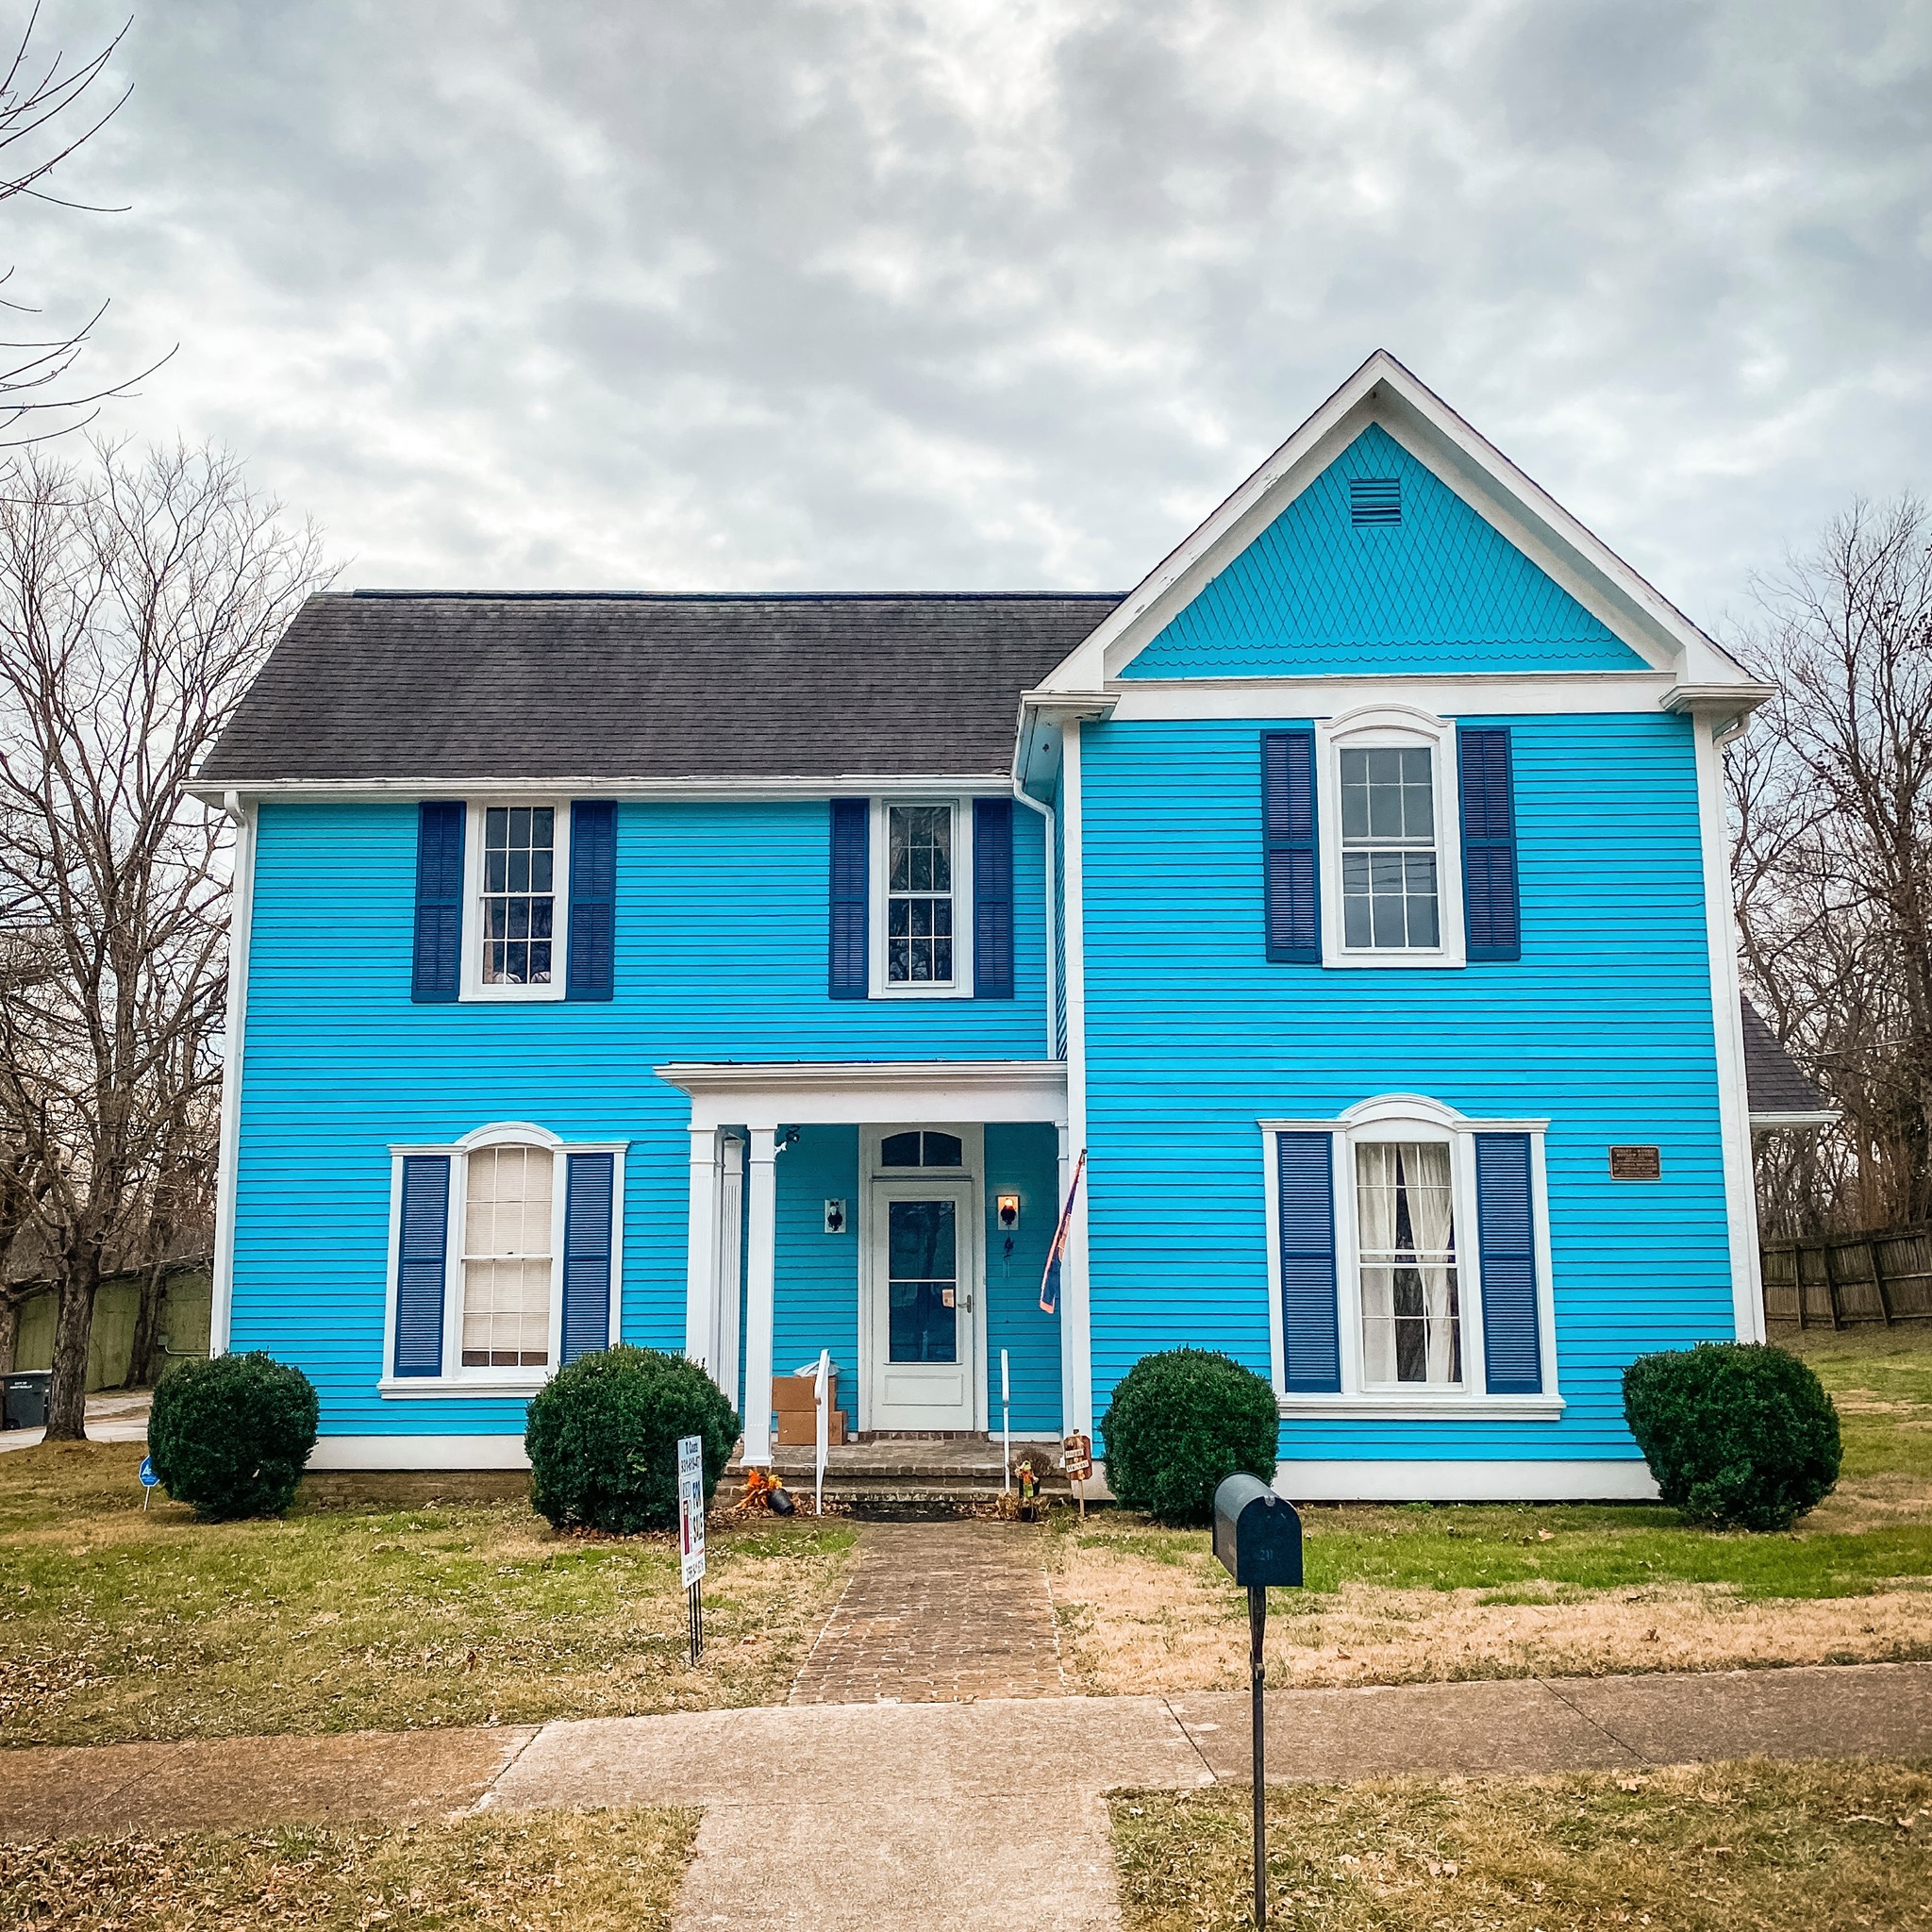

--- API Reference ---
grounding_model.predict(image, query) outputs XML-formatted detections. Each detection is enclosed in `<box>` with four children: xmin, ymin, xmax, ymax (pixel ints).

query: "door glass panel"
<box><xmin>887</xmin><ymin>1198</ymin><xmax>958</xmax><ymax>1363</ymax></box>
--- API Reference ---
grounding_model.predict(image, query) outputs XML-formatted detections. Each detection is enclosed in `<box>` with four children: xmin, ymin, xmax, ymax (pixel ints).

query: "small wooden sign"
<box><xmin>1061</xmin><ymin>1431</ymin><xmax>1093</xmax><ymax>1480</ymax></box>
<box><xmin>1609</xmin><ymin>1145</ymin><xmax>1661</xmax><ymax>1181</ymax></box>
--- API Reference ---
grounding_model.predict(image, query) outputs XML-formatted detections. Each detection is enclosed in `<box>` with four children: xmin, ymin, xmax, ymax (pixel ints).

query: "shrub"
<box><xmin>1101</xmin><ymin>1347</ymin><xmax>1279</xmax><ymax>1525</ymax></box>
<box><xmin>525</xmin><ymin>1346</ymin><xmax>739</xmax><ymax>1535</ymax></box>
<box><xmin>1623</xmin><ymin>1341</ymin><xmax>1841</xmax><ymax>1532</ymax></box>
<box><xmin>147</xmin><ymin>1351</ymin><xmax>319</xmax><ymax>1520</ymax></box>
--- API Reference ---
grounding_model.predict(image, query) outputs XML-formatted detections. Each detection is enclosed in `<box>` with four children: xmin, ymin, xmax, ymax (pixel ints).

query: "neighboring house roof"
<box><xmin>196</xmin><ymin>591</ymin><xmax>1124</xmax><ymax>787</ymax></box>
<box><xmin>1740</xmin><ymin>996</ymin><xmax>1836</xmax><ymax>1127</ymax></box>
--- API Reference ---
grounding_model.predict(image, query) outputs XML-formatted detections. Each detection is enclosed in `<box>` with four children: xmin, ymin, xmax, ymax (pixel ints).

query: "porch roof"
<box><xmin>655</xmin><ymin>1059</ymin><xmax>1068</xmax><ymax>1131</ymax></box>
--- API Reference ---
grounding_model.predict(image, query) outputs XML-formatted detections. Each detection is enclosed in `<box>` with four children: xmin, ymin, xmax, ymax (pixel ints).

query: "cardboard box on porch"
<box><xmin>773</xmin><ymin>1365</ymin><xmax>842</xmax><ymax>1446</ymax></box>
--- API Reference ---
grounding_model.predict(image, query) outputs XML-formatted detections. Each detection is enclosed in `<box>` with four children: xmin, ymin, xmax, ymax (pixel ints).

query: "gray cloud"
<box><xmin>9</xmin><ymin>0</ymin><xmax>1930</xmax><ymax>630</ymax></box>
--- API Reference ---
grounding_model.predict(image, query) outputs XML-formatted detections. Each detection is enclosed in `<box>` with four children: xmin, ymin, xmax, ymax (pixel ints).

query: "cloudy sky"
<box><xmin>10</xmin><ymin>1</ymin><xmax>1930</xmax><ymax>632</ymax></box>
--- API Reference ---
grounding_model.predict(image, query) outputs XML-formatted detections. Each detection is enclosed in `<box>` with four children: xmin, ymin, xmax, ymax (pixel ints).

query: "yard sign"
<box><xmin>677</xmin><ymin>1435</ymin><xmax>707</xmax><ymax>1588</ymax></box>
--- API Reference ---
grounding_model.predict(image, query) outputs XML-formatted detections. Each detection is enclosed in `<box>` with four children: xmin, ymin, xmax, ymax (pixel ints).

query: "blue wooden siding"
<box><xmin>229</xmin><ymin>798</ymin><xmax>1051</xmax><ymax>1441</ymax></box>
<box><xmin>1121</xmin><ymin>425</ymin><xmax>1650</xmax><ymax>679</ymax></box>
<box><xmin>1077</xmin><ymin>712</ymin><xmax>1730</xmax><ymax>1465</ymax></box>
<box><xmin>984</xmin><ymin>1123</ymin><xmax>1063</xmax><ymax>1432</ymax></box>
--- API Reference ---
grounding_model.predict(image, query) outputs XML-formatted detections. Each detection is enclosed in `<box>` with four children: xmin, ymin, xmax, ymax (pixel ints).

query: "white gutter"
<box><xmin>209</xmin><ymin>791</ymin><xmax>256</xmax><ymax>1357</ymax></box>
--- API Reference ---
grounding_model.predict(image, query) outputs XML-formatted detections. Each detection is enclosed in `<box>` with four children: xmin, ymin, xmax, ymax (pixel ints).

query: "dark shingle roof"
<box><xmin>198</xmin><ymin>591</ymin><xmax>1122</xmax><ymax>784</ymax></box>
<box><xmin>1740</xmin><ymin>996</ymin><xmax>1831</xmax><ymax>1117</ymax></box>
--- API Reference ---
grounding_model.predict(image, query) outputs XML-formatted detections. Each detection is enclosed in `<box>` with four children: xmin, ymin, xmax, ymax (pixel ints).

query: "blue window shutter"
<box><xmin>411</xmin><ymin>802</ymin><xmax>465</xmax><ymax>1001</ymax></box>
<box><xmin>393</xmin><ymin>1156</ymin><xmax>450</xmax><ymax>1376</ymax></box>
<box><xmin>973</xmin><ymin>796</ymin><xmax>1015</xmax><ymax>999</ymax></box>
<box><xmin>561</xmin><ymin>1152</ymin><xmax>615</xmax><ymax>1362</ymax></box>
<box><xmin>1475</xmin><ymin>1133</ymin><xmax>1541</xmax><ymax>1394</ymax></box>
<box><xmin>567</xmin><ymin>800</ymin><xmax>617</xmax><ymax>1001</ymax></box>
<box><xmin>1458</xmin><ymin>726</ymin><xmax>1520</xmax><ymax>961</ymax></box>
<box><xmin>1277</xmin><ymin>1131</ymin><xmax>1341</xmax><ymax>1391</ymax></box>
<box><xmin>828</xmin><ymin>798</ymin><xmax>870</xmax><ymax>999</ymax></box>
<box><xmin>1262</xmin><ymin>731</ymin><xmax>1320</xmax><ymax>963</ymax></box>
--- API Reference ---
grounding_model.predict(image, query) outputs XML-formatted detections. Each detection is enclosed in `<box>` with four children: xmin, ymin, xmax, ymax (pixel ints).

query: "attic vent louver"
<box><xmin>1350</xmin><ymin>477</ymin><xmax>1401</xmax><ymax>528</ymax></box>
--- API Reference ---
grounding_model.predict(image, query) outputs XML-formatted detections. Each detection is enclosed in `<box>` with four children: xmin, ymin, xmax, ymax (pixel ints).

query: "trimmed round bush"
<box><xmin>1100</xmin><ymin>1347</ymin><xmax>1279</xmax><ymax>1525</ymax></box>
<box><xmin>525</xmin><ymin>1346</ymin><xmax>740</xmax><ymax>1535</ymax></box>
<box><xmin>147</xmin><ymin>1351</ymin><xmax>319</xmax><ymax>1520</ymax></box>
<box><xmin>1623</xmin><ymin>1341</ymin><xmax>1840</xmax><ymax>1532</ymax></box>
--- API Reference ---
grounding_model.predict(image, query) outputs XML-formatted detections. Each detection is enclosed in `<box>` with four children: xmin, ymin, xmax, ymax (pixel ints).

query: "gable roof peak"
<box><xmin>1032</xmin><ymin>351</ymin><xmax>1761</xmax><ymax>700</ymax></box>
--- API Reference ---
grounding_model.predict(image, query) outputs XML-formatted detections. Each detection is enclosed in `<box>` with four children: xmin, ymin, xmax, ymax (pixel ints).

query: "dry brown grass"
<box><xmin>1113</xmin><ymin>1758</ymin><xmax>1932</xmax><ymax>1932</ymax></box>
<box><xmin>0</xmin><ymin>1807</ymin><xmax>697</xmax><ymax>1929</ymax></box>
<box><xmin>1057</xmin><ymin>1528</ymin><xmax>1932</xmax><ymax>1692</ymax></box>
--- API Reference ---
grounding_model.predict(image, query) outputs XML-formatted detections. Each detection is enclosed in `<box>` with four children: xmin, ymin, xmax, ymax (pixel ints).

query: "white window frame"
<box><xmin>462</xmin><ymin>800</ymin><xmax>571</xmax><ymax>1002</ymax></box>
<box><xmin>378</xmin><ymin>1120</ymin><xmax>627</xmax><ymax>1398</ymax></box>
<box><xmin>869</xmin><ymin>796</ymin><xmax>975</xmax><ymax>999</ymax></box>
<box><xmin>1259</xmin><ymin>1093</ymin><xmax>1560</xmax><ymax>1419</ymax></box>
<box><xmin>1317</xmin><ymin>705</ymin><xmax>1466</xmax><ymax>970</ymax></box>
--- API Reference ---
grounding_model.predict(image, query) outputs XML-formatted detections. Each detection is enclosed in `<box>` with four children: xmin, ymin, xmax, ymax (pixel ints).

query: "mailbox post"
<box><xmin>1212</xmin><ymin>1474</ymin><xmax>1304</xmax><ymax>1931</ymax></box>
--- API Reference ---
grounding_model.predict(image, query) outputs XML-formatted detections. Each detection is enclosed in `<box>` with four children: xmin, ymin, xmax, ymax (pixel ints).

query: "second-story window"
<box><xmin>481</xmin><ymin>806</ymin><xmax>556</xmax><ymax>986</ymax></box>
<box><xmin>887</xmin><ymin>804</ymin><xmax>955</xmax><ymax>985</ymax></box>
<box><xmin>1339</xmin><ymin>746</ymin><xmax>1439</xmax><ymax>950</ymax></box>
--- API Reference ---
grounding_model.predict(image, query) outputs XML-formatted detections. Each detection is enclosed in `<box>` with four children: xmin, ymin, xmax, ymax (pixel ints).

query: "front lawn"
<box><xmin>1113</xmin><ymin>1758</ymin><xmax>1932</xmax><ymax>1932</ymax></box>
<box><xmin>0</xmin><ymin>1807</ymin><xmax>697</xmax><ymax>1930</ymax></box>
<box><xmin>0</xmin><ymin>1443</ymin><xmax>856</xmax><ymax>1748</ymax></box>
<box><xmin>1055</xmin><ymin>1327</ymin><xmax>1932</xmax><ymax>1693</ymax></box>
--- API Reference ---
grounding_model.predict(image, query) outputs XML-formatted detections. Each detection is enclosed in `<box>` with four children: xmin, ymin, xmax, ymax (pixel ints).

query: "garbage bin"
<box><xmin>1</xmin><ymin>1371</ymin><xmax>51</xmax><ymax>1430</ymax></box>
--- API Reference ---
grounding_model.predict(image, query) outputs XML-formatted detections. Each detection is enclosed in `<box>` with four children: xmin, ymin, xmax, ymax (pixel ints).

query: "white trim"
<box><xmin>1281</xmin><ymin>1394</ymin><xmax>1566</xmax><ymax>1419</ymax></box>
<box><xmin>1695</xmin><ymin>721</ymin><xmax>1768</xmax><ymax>1342</ymax></box>
<box><xmin>380</xmin><ymin>1128</ymin><xmax>628</xmax><ymax>1393</ymax></box>
<box><xmin>1034</xmin><ymin>351</ymin><xmax>1760</xmax><ymax>697</ymax></box>
<box><xmin>308</xmin><ymin>1434</ymin><xmax>532</xmax><ymax>1472</ymax></box>
<box><xmin>189</xmin><ymin>773</ymin><xmax>1016</xmax><ymax>807</ymax></box>
<box><xmin>655</xmin><ymin>1059</ymin><xmax>1068</xmax><ymax>1132</ymax></box>
<box><xmin>1316</xmin><ymin>705</ymin><xmax>1466</xmax><ymax>970</ymax></box>
<box><xmin>1750</xmin><ymin>1109</ymin><xmax>1838</xmax><ymax>1133</ymax></box>
<box><xmin>867</xmin><ymin>796</ymin><xmax>974</xmax><ymax>999</ymax></box>
<box><xmin>210</xmin><ymin>795</ymin><xmax>256</xmax><ymax>1357</ymax></box>
<box><xmin>742</xmin><ymin>1125</ymin><xmax>778</xmax><ymax>1466</ymax></box>
<box><xmin>684</xmin><ymin>1127</ymin><xmax>721</xmax><ymax>1380</ymax></box>
<box><xmin>1059</xmin><ymin>721</ymin><xmax>1094</xmax><ymax>1441</ymax></box>
<box><xmin>714</xmin><ymin>1137</ymin><xmax>744</xmax><ymax>1399</ymax></box>
<box><xmin>1261</xmin><ymin>1097</ymin><xmax>1559</xmax><ymax>1408</ymax></box>
<box><xmin>1104</xmin><ymin>673</ymin><xmax>1678</xmax><ymax>722</ymax></box>
<box><xmin>460</xmin><ymin>799</ymin><xmax>569</xmax><ymax>1003</ymax></box>
<box><xmin>1275</xmin><ymin>1458</ymin><xmax>1658</xmax><ymax>1503</ymax></box>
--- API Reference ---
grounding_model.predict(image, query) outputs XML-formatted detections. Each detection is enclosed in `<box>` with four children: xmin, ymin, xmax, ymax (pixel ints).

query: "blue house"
<box><xmin>196</xmin><ymin>352</ymin><xmax>1796</xmax><ymax>1499</ymax></box>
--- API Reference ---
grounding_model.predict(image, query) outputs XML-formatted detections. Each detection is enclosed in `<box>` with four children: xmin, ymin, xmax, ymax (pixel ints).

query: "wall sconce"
<box><xmin>824</xmin><ymin>1198</ymin><xmax>848</xmax><ymax>1235</ymax></box>
<box><xmin>997</xmin><ymin>1193</ymin><xmax>1021</xmax><ymax>1231</ymax></box>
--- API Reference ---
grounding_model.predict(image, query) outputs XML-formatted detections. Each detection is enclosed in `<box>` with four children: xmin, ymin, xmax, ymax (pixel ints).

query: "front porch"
<box><xmin>660</xmin><ymin>1059</ymin><xmax>1078</xmax><ymax>1468</ymax></box>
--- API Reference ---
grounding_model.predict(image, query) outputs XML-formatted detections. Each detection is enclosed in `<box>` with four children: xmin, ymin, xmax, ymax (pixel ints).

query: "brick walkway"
<box><xmin>788</xmin><ymin>1520</ymin><xmax>1065</xmax><ymax>1704</ymax></box>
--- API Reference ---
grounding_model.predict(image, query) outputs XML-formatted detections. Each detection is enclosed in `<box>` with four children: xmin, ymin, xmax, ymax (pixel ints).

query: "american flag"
<box><xmin>1039</xmin><ymin>1150</ymin><xmax>1086</xmax><ymax>1313</ymax></box>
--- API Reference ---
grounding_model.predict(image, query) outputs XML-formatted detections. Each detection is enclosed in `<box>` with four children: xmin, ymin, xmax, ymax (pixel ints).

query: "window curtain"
<box><xmin>1357</xmin><ymin>1140</ymin><xmax>1458</xmax><ymax>1385</ymax></box>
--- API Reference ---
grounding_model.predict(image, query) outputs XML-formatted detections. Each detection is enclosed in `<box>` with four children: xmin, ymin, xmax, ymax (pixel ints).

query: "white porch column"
<box><xmin>684</xmin><ymin>1128</ymin><xmax>720</xmax><ymax>1376</ymax></box>
<box><xmin>741</xmin><ymin>1124</ymin><xmax>779</xmax><ymax>1465</ymax></box>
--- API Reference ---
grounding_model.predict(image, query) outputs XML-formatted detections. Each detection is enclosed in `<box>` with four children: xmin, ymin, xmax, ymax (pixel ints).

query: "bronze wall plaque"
<box><xmin>1609</xmin><ymin>1144</ymin><xmax>1661</xmax><ymax>1180</ymax></box>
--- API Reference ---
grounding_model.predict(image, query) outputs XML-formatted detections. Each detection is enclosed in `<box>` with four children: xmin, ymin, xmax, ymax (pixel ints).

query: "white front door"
<box><xmin>865</xmin><ymin>1176</ymin><xmax>979</xmax><ymax>1430</ymax></box>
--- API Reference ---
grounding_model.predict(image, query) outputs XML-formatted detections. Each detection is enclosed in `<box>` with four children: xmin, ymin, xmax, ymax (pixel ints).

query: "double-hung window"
<box><xmin>869</xmin><ymin>800</ymin><xmax>974</xmax><ymax>997</ymax></box>
<box><xmin>466</xmin><ymin>802</ymin><xmax>570</xmax><ymax>1000</ymax></box>
<box><xmin>460</xmin><ymin>1142</ymin><xmax>554</xmax><ymax>1367</ymax></box>
<box><xmin>1264</xmin><ymin>1096</ymin><xmax>1557</xmax><ymax>1414</ymax></box>
<box><xmin>1317</xmin><ymin>708</ymin><xmax>1465</xmax><ymax>967</ymax></box>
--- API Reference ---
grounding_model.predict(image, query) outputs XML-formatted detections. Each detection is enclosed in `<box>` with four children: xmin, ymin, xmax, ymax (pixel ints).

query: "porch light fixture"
<box><xmin>997</xmin><ymin>1193</ymin><xmax>1021</xmax><ymax>1230</ymax></box>
<box><xmin>824</xmin><ymin>1198</ymin><xmax>847</xmax><ymax>1235</ymax></box>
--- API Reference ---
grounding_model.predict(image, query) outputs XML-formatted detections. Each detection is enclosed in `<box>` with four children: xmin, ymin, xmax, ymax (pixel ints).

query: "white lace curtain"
<box><xmin>1356</xmin><ymin>1140</ymin><xmax>1459</xmax><ymax>1384</ymax></box>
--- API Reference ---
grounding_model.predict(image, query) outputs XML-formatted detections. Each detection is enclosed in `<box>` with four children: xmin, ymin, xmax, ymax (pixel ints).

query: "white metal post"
<box><xmin>813</xmin><ymin>1346</ymin><xmax>830</xmax><ymax>1515</ymax></box>
<box><xmin>1001</xmin><ymin>1347</ymin><xmax>1011</xmax><ymax>1493</ymax></box>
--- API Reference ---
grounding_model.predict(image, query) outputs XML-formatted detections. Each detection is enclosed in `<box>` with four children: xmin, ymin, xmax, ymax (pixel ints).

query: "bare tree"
<box><xmin>1731</xmin><ymin>494</ymin><xmax>1932</xmax><ymax>1235</ymax></box>
<box><xmin>0</xmin><ymin>441</ymin><xmax>329</xmax><ymax>1439</ymax></box>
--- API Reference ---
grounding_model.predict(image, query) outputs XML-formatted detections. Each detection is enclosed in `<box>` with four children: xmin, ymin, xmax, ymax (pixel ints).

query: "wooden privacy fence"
<box><xmin>1761</xmin><ymin>1227</ymin><xmax>1932</xmax><ymax>1330</ymax></box>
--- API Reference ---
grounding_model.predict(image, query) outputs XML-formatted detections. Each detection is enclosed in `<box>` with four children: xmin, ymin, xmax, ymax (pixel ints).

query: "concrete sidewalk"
<box><xmin>5</xmin><ymin>1663</ymin><xmax>1929</xmax><ymax>1930</ymax></box>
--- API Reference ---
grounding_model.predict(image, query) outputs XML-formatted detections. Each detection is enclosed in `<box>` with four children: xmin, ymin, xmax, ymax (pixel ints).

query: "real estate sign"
<box><xmin>677</xmin><ymin>1434</ymin><xmax>707</xmax><ymax>1589</ymax></box>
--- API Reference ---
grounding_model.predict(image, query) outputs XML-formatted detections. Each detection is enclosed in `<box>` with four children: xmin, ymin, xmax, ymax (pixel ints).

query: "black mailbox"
<box><xmin>1212</xmin><ymin>1473</ymin><xmax>1303</xmax><ymax>1588</ymax></box>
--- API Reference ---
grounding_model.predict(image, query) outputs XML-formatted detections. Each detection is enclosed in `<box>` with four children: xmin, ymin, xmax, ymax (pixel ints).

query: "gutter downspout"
<box><xmin>209</xmin><ymin>791</ymin><xmax>255</xmax><ymax>1357</ymax></box>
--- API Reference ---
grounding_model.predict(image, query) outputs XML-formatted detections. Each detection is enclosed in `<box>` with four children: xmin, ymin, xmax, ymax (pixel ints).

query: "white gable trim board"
<box><xmin>1038</xmin><ymin>350</ymin><xmax>1764</xmax><ymax>699</ymax></box>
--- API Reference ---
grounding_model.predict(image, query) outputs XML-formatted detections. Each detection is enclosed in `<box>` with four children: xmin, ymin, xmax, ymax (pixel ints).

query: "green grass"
<box><xmin>1063</xmin><ymin>1326</ymin><xmax>1932</xmax><ymax>1606</ymax></box>
<box><xmin>0</xmin><ymin>1807</ymin><xmax>697</xmax><ymax>1929</ymax></box>
<box><xmin>1113</xmin><ymin>1759</ymin><xmax>1932</xmax><ymax>1932</ymax></box>
<box><xmin>0</xmin><ymin>1442</ymin><xmax>857</xmax><ymax>1748</ymax></box>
